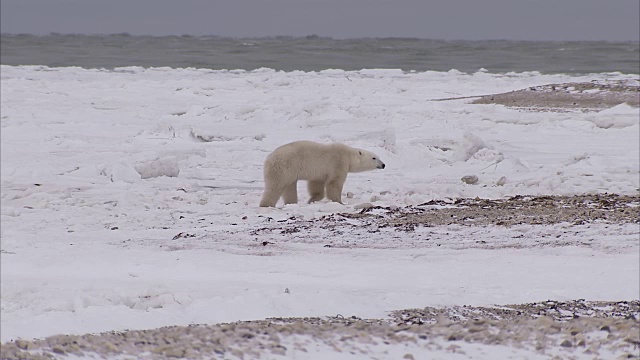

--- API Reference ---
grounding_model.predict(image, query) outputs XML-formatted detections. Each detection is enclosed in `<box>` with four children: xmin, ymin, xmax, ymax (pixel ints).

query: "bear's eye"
<box><xmin>372</xmin><ymin>157</ymin><xmax>377</xmax><ymax>160</ymax></box>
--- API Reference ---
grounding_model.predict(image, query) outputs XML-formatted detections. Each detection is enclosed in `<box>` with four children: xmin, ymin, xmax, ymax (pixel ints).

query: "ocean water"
<box><xmin>1</xmin><ymin>34</ymin><xmax>639</xmax><ymax>74</ymax></box>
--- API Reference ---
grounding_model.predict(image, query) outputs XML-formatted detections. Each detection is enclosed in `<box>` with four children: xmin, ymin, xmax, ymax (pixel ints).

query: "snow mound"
<box><xmin>135</xmin><ymin>157</ymin><xmax>180</xmax><ymax>179</ymax></box>
<box><xmin>589</xmin><ymin>103</ymin><xmax>640</xmax><ymax>129</ymax></box>
<box><xmin>98</xmin><ymin>162</ymin><xmax>141</xmax><ymax>183</ymax></box>
<box><xmin>452</xmin><ymin>133</ymin><xmax>488</xmax><ymax>162</ymax></box>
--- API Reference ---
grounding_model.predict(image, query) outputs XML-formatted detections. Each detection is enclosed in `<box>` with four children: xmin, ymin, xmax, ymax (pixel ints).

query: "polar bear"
<box><xmin>259</xmin><ymin>141</ymin><xmax>385</xmax><ymax>207</ymax></box>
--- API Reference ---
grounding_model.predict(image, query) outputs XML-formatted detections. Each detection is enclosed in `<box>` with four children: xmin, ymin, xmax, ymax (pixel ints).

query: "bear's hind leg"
<box><xmin>325</xmin><ymin>176</ymin><xmax>346</xmax><ymax>204</ymax></box>
<box><xmin>307</xmin><ymin>180</ymin><xmax>325</xmax><ymax>203</ymax></box>
<box><xmin>259</xmin><ymin>181</ymin><xmax>286</xmax><ymax>207</ymax></box>
<box><xmin>282</xmin><ymin>182</ymin><xmax>298</xmax><ymax>205</ymax></box>
<box><xmin>259</xmin><ymin>187</ymin><xmax>284</xmax><ymax>207</ymax></box>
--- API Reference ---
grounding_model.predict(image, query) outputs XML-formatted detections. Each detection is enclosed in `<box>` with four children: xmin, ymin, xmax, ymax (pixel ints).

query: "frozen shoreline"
<box><xmin>2</xmin><ymin>67</ymin><xmax>638</xmax><ymax>358</ymax></box>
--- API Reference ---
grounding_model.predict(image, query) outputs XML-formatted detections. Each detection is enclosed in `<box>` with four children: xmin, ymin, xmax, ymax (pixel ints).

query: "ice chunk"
<box><xmin>135</xmin><ymin>157</ymin><xmax>180</xmax><ymax>179</ymax></box>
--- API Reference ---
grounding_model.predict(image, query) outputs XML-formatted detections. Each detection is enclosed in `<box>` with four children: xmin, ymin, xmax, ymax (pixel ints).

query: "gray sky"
<box><xmin>1</xmin><ymin>0</ymin><xmax>639</xmax><ymax>41</ymax></box>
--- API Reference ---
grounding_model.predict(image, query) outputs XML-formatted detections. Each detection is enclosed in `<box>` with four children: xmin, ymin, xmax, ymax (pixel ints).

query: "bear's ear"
<box><xmin>359</xmin><ymin>151</ymin><xmax>362</xmax><ymax>155</ymax></box>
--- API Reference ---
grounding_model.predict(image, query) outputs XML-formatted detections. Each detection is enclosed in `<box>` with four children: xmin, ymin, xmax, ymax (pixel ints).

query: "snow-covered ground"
<box><xmin>1</xmin><ymin>65</ymin><xmax>638</xmax><ymax>358</ymax></box>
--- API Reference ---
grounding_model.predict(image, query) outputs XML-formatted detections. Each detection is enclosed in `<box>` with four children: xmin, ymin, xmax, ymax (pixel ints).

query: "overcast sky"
<box><xmin>1</xmin><ymin>0</ymin><xmax>638</xmax><ymax>41</ymax></box>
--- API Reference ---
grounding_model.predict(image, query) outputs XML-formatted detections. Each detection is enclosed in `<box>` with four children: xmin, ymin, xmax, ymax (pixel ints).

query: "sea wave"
<box><xmin>1</xmin><ymin>34</ymin><xmax>638</xmax><ymax>74</ymax></box>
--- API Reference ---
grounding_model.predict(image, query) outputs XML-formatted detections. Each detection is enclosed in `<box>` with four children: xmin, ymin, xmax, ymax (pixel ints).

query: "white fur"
<box><xmin>259</xmin><ymin>141</ymin><xmax>385</xmax><ymax>207</ymax></box>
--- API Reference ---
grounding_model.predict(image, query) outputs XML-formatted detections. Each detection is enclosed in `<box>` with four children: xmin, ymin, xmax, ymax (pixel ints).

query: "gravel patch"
<box><xmin>2</xmin><ymin>300</ymin><xmax>637</xmax><ymax>359</ymax></box>
<box><xmin>246</xmin><ymin>194</ymin><xmax>639</xmax><ymax>251</ymax></box>
<box><xmin>470</xmin><ymin>80</ymin><xmax>640</xmax><ymax>111</ymax></box>
<box><xmin>391</xmin><ymin>299</ymin><xmax>639</xmax><ymax>325</ymax></box>
<box><xmin>138</xmin><ymin>194</ymin><xmax>640</xmax><ymax>254</ymax></box>
<box><xmin>337</xmin><ymin>193</ymin><xmax>639</xmax><ymax>227</ymax></box>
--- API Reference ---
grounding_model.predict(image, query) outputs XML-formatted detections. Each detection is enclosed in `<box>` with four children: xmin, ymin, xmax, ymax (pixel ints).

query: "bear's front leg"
<box><xmin>325</xmin><ymin>176</ymin><xmax>346</xmax><ymax>204</ymax></box>
<box><xmin>282</xmin><ymin>181</ymin><xmax>299</xmax><ymax>205</ymax></box>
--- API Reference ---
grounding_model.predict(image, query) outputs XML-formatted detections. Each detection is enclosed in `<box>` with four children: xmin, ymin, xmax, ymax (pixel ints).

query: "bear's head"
<box><xmin>350</xmin><ymin>148</ymin><xmax>385</xmax><ymax>173</ymax></box>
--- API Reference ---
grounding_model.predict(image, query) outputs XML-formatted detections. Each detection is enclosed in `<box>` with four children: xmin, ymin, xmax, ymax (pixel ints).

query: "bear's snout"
<box><xmin>379</xmin><ymin>163</ymin><xmax>386</xmax><ymax>169</ymax></box>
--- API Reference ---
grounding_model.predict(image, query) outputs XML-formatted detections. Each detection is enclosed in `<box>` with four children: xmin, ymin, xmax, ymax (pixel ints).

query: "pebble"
<box><xmin>461</xmin><ymin>175</ymin><xmax>479</xmax><ymax>185</ymax></box>
<box><xmin>15</xmin><ymin>339</ymin><xmax>30</xmax><ymax>350</ymax></box>
<box><xmin>164</xmin><ymin>348</ymin><xmax>186</xmax><ymax>358</ymax></box>
<box><xmin>560</xmin><ymin>339</ymin><xmax>573</xmax><ymax>347</ymax></box>
<box><xmin>354</xmin><ymin>202</ymin><xmax>374</xmax><ymax>210</ymax></box>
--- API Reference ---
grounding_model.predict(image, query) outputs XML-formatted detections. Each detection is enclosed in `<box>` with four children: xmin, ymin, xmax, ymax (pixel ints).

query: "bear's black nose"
<box><xmin>381</xmin><ymin>163</ymin><xmax>386</xmax><ymax>169</ymax></box>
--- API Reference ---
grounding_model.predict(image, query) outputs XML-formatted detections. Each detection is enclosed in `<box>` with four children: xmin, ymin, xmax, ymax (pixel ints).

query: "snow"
<box><xmin>1</xmin><ymin>65</ymin><xmax>639</xmax><ymax>355</ymax></box>
<box><xmin>276</xmin><ymin>335</ymin><xmax>626</xmax><ymax>360</ymax></box>
<box><xmin>589</xmin><ymin>103</ymin><xmax>640</xmax><ymax>129</ymax></box>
